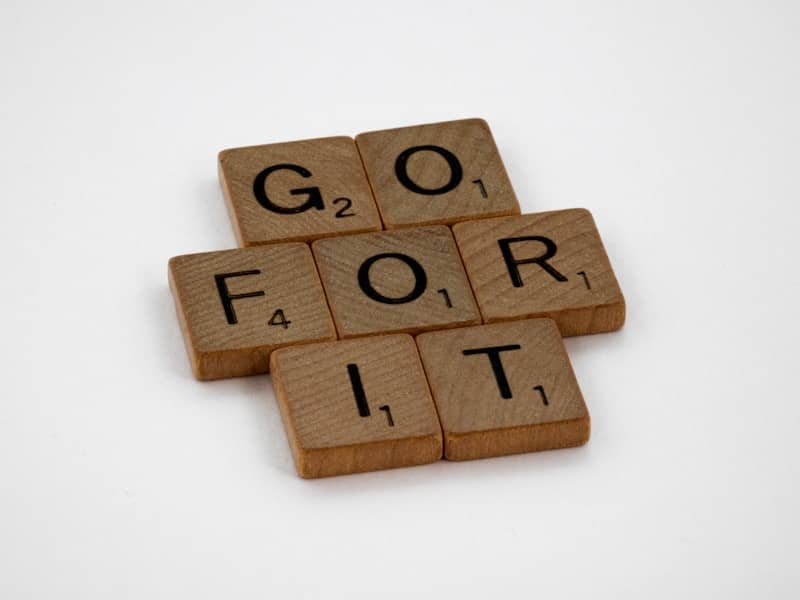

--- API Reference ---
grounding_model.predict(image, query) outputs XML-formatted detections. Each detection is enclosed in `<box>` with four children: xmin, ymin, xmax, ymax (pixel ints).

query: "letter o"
<box><xmin>357</xmin><ymin>253</ymin><xmax>428</xmax><ymax>304</ymax></box>
<box><xmin>394</xmin><ymin>145</ymin><xmax>463</xmax><ymax>195</ymax></box>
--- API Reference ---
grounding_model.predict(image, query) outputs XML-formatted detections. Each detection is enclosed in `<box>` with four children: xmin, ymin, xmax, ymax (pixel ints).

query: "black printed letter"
<box><xmin>394</xmin><ymin>145</ymin><xmax>463</xmax><ymax>195</ymax></box>
<box><xmin>214</xmin><ymin>270</ymin><xmax>265</xmax><ymax>324</ymax></box>
<box><xmin>252</xmin><ymin>164</ymin><xmax>324</xmax><ymax>214</ymax></box>
<box><xmin>347</xmin><ymin>363</ymin><xmax>371</xmax><ymax>417</ymax></box>
<box><xmin>497</xmin><ymin>236</ymin><xmax>567</xmax><ymax>287</ymax></box>
<box><xmin>462</xmin><ymin>345</ymin><xmax>522</xmax><ymax>399</ymax></box>
<box><xmin>358</xmin><ymin>253</ymin><xmax>427</xmax><ymax>304</ymax></box>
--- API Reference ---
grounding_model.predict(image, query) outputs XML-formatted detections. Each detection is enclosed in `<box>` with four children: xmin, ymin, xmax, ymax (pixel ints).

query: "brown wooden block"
<box><xmin>168</xmin><ymin>244</ymin><xmax>336</xmax><ymax>380</ymax></box>
<box><xmin>416</xmin><ymin>318</ymin><xmax>589</xmax><ymax>461</ymax></box>
<box><xmin>452</xmin><ymin>208</ymin><xmax>626</xmax><ymax>336</ymax></box>
<box><xmin>355</xmin><ymin>119</ymin><xmax>520</xmax><ymax>228</ymax></box>
<box><xmin>312</xmin><ymin>226</ymin><xmax>481</xmax><ymax>339</ymax></box>
<box><xmin>219</xmin><ymin>136</ymin><xmax>382</xmax><ymax>246</ymax></box>
<box><xmin>270</xmin><ymin>335</ymin><xmax>443</xmax><ymax>478</ymax></box>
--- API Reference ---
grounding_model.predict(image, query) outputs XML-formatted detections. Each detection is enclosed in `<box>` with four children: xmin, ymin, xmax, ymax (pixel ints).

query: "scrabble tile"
<box><xmin>355</xmin><ymin>119</ymin><xmax>520</xmax><ymax>228</ymax></box>
<box><xmin>219</xmin><ymin>137</ymin><xmax>382</xmax><ymax>246</ymax></box>
<box><xmin>416</xmin><ymin>318</ymin><xmax>589</xmax><ymax>461</ymax></box>
<box><xmin>452</xmin><ymin>208</ymin><xmax>626</xmax><ymax>336</ymax></box>
<box><xmin>312</xmin><ymin>226</ymin><xmax>481</xmax><ymax>338</ymax></box>
<box><xmin>270</xmin><ymin>335</ymin><xmax>443</xmax><ymax>478</ymax></box>
<box><xmin>168</xmin><ymin>244</ymin><xmax>336</xmax><ymax>380</ymax></box>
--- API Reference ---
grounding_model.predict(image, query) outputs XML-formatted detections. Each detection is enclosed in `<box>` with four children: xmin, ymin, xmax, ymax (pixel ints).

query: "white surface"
<box><xmin>1</xmin><ymin>1</ymin><xmax>798</xmax><ymax>598</ymax></box>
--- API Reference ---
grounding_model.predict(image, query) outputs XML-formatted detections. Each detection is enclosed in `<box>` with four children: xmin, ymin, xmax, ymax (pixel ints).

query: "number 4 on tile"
<box><xmin>268</xmin><ymin>309</ymin><xmax>291</xmax><ymax>329</ymax></box>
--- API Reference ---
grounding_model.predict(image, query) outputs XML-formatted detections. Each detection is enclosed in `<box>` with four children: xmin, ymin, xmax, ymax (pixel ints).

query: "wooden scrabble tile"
<box><xmin>416</xmin><ymin>318</ymin><xmax>589</xmax><ymax>461</ymax></box>
<box><xmin>355</xmin><ymin>119</ymin><xmax>520</xmax><ymax>228</ymax></box>
<box><xmin>312</xmin><ymin>226</ymin><xmax>481</xmax><ymax>338</ymax></box>
<box><xmin>270</xmin><ymin>335</ymin><xmax>443</xmax><ymax>478</ymax></box>
<box><xmin>452</xmin><ymin>208</ymin><xmax>626</xmax><ymax>336</ymax></box>
<box><xmin>219</xmin><ymin>137</ymin><xmax>382</xmax><ymax>246</ymax></box>
<box><xmin>168</xmin><ymin>244</ymin><xmax>336</xmax><ymax>380</ymax></box>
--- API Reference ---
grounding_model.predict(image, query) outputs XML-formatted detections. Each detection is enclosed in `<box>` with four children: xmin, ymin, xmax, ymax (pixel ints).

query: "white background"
<box><xmin>1</xmin><ymin>1</ymin><xmax>798</xmax><ymax>598</ymax></box>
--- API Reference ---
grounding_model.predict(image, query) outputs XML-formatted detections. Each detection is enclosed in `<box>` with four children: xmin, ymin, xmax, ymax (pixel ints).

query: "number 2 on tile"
<box><xmin>333</xmin><ymin>197</ymin><xmax>355</xmax><ymax>218</ymax></box>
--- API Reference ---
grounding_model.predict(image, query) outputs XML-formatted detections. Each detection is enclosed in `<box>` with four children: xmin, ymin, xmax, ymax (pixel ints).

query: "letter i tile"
<box><xmin>270</xmin><ymin>334</ymin><xmax>443</xmax><ymax>478</ymax></box>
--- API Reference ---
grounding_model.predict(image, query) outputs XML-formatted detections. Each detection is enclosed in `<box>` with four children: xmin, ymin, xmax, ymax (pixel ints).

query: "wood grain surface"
<box><xmin>355</xmin><ymin>119</ymin><xmax>520</xmax><ymax>228</ymax></box>
<box><xmin>312</xmin><ymin>226</ymin><xmax>481</xmax><ymax>338</ymax></box>
<box><xmin>416</xmin><ymin>318</ymin><xmax>589</xmax><ymax>461</ymax></box>
<box><xmin>270</xmin><ymin>334</ymin><xmax>443</xmax><ymax>478</ymax></box>
<box><xmin>219</xmin><ymin>136</ymin><xmax>382</xmax><ymax>246</ymax></box>
<box><xmin>168</xmin><ymin>245</ymin><xmax>336</xmax><ymax>380</ymax></box>
<box><xmin>452</xmin><ymin>208</ymin><xmax>626</xmax><ymax>336</ymax></box>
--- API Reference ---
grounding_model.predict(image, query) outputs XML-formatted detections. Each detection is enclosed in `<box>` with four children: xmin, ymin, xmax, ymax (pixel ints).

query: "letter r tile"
<box><xmin>219</xmin><ymin>137</ymin><xmax>382</xmax><ymax>246</ymax></box>
<box><xmin>452</xmin><ymin>209</ymin><xmax>626</xmax><ymax>336</ymax></box>
<box><xmin>168</xmin><ymin>244</ymin><xmax>336</xmax><ymax>380</ymax></box>
<box><xmin>416</xmin><ymin>319</ymin><xmax>590</xmax><ymax>461</ymax></box>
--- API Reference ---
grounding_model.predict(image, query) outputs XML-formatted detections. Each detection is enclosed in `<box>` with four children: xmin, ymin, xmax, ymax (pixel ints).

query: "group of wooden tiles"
<box><xmin>168</xmin><ymin>118</ymin><xmax>626</xmax><ymax>478</ymax></box>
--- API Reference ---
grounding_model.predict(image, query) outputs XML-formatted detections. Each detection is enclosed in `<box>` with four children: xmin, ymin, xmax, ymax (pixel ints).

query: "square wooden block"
<box><xmin>355</xmin><ymin>119</ymin><xmax>520</xmax><ymax>228</ymax></box>
<box><xmin>312</xmin><ymin>226</ymin><xmax>481</xmax><ymax>338</ymax></box>
<box><xmin>168</xmin><ymin>245</ymin><xmax>336</xmax><ymax>380</ymax></box>
<box><xmin>416</xmin><ymin>319</ymin><xmax>590</xmax><ymax>461</ymax></box>
<box><xmin>219</xmin><ymin>136</ymin><xmax>382</xmax><ymax>246</ymax></box>
<box><xmin>270</xmin><ymin>335</ymin><xmax>443</xmax><ymax>478</ymax></box>
<box><xmin>452</xmin><ymin>208</ymin><xmax>626</xmax><ymax>336</ymax></box>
